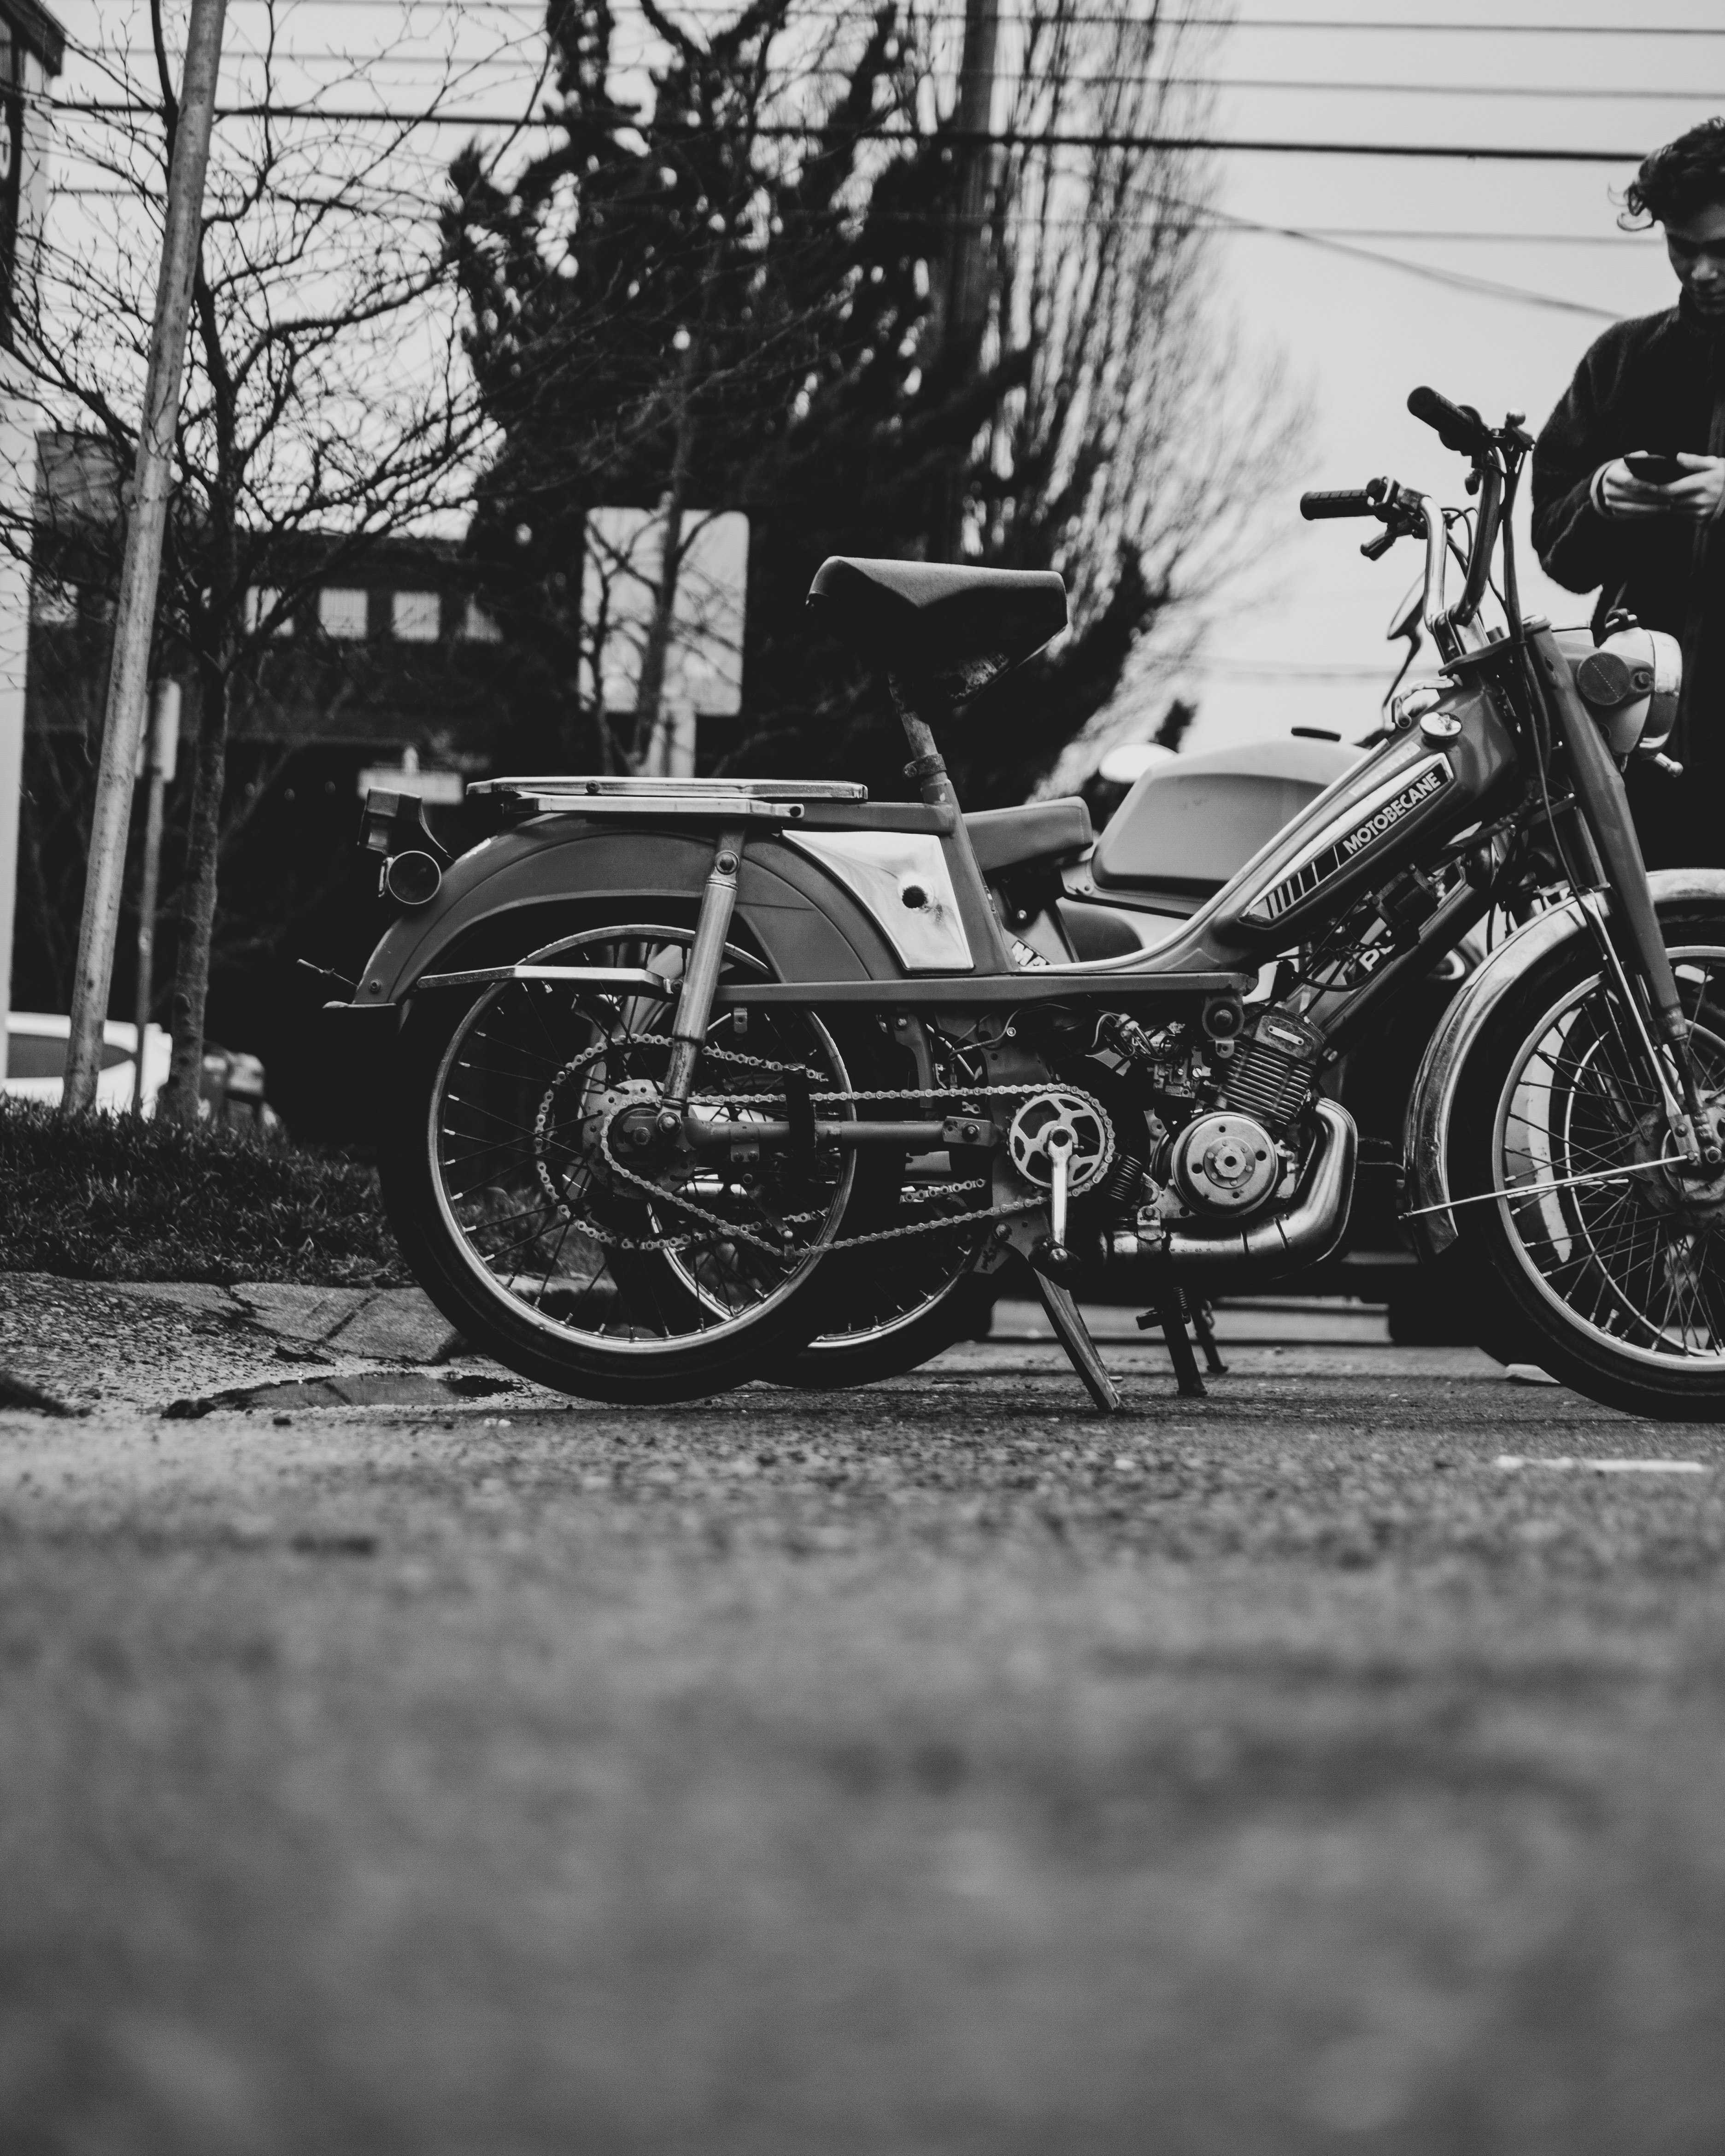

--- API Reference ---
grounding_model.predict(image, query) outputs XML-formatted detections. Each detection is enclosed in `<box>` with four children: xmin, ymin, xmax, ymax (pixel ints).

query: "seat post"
<box><xmin>888</xmin><ymin>673</ymin><xmax>1014</xmax><ymax>971</ymax></box>
<box><xmin>888</xmin><ymin>675</ymin><xmax>956</xmax><ymax>814</ymax></box>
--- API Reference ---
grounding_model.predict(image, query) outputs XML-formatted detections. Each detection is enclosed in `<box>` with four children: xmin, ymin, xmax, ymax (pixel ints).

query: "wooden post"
<box><xmin>131</xmin><ymin>678</ymin><xmax>179</xmax><ymax>1113</ymax></box>
<box><xmin>947</xmin><ymin>0</ymin><xmax>1001</xmax><ymax>344</ymax></box>
<box><xmin>61</xmin><ymin>0</ymin><xmax>225</xmax><ymax>1112</ymax></box>
<box><xmin>933</xmin><ymin>0</ymin><xmax>1000</xmax><ymax>558</ymax></box>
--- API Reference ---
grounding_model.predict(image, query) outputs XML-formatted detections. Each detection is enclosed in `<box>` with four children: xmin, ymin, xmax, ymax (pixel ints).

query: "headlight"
<box><xmin>1572</xmin><ymin>626</ymin><xmax>1682</xmax><ymax>758</ymax></box>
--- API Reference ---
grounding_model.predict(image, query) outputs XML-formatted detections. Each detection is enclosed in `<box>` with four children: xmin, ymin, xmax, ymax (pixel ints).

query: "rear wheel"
<box><xmin>767</xmin><ymin>1031</ymin><xmax>1000</xmax><ymax>1388</ymax></box>
<box><xmin>768</xmin><ymin>1233</ymin><xmax>998</xmax><ymax>1389</ymax></box>
<box><xmin>379</xmin><ymin>922</ymin><xmax>893</xmax><ymax>1404</ymax></box>
<box><xmin>1446</xmin><ymin>902</ymin><xmax>1725</xmax><ymax>1418</ymax></box>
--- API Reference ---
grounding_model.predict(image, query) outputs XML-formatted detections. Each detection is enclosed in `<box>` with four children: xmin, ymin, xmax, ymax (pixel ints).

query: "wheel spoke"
<box><xmin>1492</xmin><ymin>949</ymin><xmax>1725</xmax><ymax>1364</ymax></box>
<box><xmin>426</xmin><ymin>925</ymin><xmax>859</xmax><ymax>1359</ymax></box>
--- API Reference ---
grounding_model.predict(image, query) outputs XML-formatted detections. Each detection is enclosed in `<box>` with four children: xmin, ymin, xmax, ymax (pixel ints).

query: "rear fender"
<box><xmin>348</xmin><ymin>821</ymin><xmax>905</xmax><ymax>1007</ymax></box>
<box><xmin>1402</xmin><ymin>868</ymin><xmax>1725</xmax><ymax>1254</ymax></box>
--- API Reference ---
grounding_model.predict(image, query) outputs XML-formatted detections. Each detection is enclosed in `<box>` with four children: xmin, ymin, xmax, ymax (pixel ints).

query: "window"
<box><xmin>318</xmin><ymin>587</ymin><xmax>369</xmax><ymax>639</ymax></box>
<box><xmin>246</xmin><ymin>586</ymin><xmax>293</xmax><ymax>636</ymax></box>
<box><xmin>391</xmin><ymin>590</ymin><xmax>440</xmax><ymax>643</ymax></box>
<box><xmin>457</xmin><ymin>596</ymin><xmax>502</xmax><ymax>644</ymax></box>
<box><xmin>30</xmin><ymin>577</ymin><xmax>77</xmax><ymax>624</ymax></box>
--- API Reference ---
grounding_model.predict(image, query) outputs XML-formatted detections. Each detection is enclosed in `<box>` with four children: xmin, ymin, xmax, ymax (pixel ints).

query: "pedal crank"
<box><xmin>1030</xmin><ymin>1271</ymin><xmax>1124</xmax><ymax>1416</ymax></box>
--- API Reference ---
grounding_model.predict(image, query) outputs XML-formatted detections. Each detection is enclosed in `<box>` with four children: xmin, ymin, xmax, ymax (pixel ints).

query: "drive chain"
<box><xmin>515</xmin><ymin>1035</ymin><xmax>1112</xmax><ymax>1261</ymax></box>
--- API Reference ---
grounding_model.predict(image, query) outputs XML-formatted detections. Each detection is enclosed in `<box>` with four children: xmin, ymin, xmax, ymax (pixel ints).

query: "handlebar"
<box><xmin>1300</xmin><ymin>483</ymin><xmax>1387</xmax><ymax>521</ymax></box>
<box><xmin>1304</xmin><ymin>387</ymin><xmax>1524</xmax><ymax>657</ymax></box>
<box><xmin>1407</xmin><ymin>384</ymin><xmax>1491</xmax><ymax>459</ymax></box>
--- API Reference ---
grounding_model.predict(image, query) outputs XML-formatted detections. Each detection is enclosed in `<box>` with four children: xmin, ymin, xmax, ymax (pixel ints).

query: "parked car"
<box><xmin>4</xmin><ymin>1014</ymin><xmax>281</xmax><ymax>1133</ymax></box>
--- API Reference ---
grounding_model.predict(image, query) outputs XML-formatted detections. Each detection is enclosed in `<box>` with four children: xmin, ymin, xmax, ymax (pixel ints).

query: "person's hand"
<box><xmin>1599</xmin><ymin>451</ymin><xmax>1725</xmax><ymax>523</ymax></box>
<box><xmin>1661</xmin><ymin>452</ymin><xmax>1725</xmax><ymax>522</ymax></box>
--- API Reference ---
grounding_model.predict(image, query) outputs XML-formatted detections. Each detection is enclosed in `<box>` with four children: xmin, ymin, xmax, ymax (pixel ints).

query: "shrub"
<box><xmin>0</xmin><ymin>1101</ymin><xmax>407</xmax><ymax>1284</ymax></box>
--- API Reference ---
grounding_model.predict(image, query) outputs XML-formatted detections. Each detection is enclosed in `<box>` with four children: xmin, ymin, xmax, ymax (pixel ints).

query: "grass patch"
<box><xmin>0</xmin><ymin>1101</ymin><xmax>408</xmax><ymax>1285</ymax></box>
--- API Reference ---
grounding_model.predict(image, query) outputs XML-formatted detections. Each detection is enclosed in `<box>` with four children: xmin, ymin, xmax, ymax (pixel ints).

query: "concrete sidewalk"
<box><xmin>0</xmin><ymin>1273</ymin><xmax>1515</xmax><ymax>1419</ymax></box>
<box><xmin>0</xmin><ymin>1273</ymin><xmax>497</xmax><ymax>1416</ymax></box>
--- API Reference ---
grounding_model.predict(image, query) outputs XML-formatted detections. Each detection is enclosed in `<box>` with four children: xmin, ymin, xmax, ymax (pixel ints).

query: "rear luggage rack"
<box><xmin>471</xmin><ymin>773</ymin><xmax>868</xmax><ymax>820</ymax></box>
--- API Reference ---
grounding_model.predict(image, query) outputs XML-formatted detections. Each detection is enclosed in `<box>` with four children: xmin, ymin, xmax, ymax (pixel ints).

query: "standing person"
<box><xmin>1534</xmin><ymin>117</ymin><xmax>1725</xmax><ymax>868</ymax></box>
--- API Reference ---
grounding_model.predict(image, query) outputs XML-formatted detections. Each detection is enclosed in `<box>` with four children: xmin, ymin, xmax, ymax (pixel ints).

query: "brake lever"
<box><xmin>1360</xmin><ymin>530</ymin><xmax>1398</xmax><ymax>562</ymax></box>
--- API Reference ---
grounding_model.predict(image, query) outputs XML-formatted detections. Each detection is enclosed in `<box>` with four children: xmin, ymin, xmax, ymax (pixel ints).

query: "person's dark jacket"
<box><xmin>1533</xmin><ymin>294</ymin><xmax>1725</xmax><ymax>768</ymax></box>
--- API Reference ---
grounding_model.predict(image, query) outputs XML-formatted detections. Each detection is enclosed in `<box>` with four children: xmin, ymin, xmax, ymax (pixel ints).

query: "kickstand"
<box><xmin>1135</xmin><ymin>1263</ymin><xmax>1208</xmax><ymax>1400</ymax></box>
<box><xmin>1188</xmin><ymin>1297</ymin><xmax>1228</xmax><ymax>1377</ymax></box>
<box><xmin>1030</xmin><ymin>1271</ymin><xmax>1124</xmax><ymax>1415</ymax></box>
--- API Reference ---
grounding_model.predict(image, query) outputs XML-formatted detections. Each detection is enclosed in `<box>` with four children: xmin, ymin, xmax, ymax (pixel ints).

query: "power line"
<box><xmin>76</xmin><ymin>59</ymin><xmax>1725</xmax><ymax>102</ymax></box>
<box><xmin>51</xmin><ymin>102</ymin><xmax>1655</xmax><ymax>160</ymax></box>
<box><xmin>1069</xmin><ymin>13</ymin><xmax>1725</xmax><ymax>29</ymax></box>
<box><xmin>1201</xmin><ymin>662</ymin><xmax>1393</xmax><ymax>680</ymax></box>
<box><xmin>43</xmin><ymin>183</ymin><xmax>1660</xmax><ymax>248</ymax></box>
<box><xmin>76</xmin><ymin>3</ymin><xmax>1725</xmax><ymax>29</ymax></box>
<box><xmin>1214</xmin><ymin>213</ymin><xmax>1621</xmax><ymax>320</ymax></box>
<box><xmin>1087</xmin><ymin>78</ymin><xmax>1724</xmax><ymax>101</ymax></box>
<box><xmin>1256</xmin><ymin>230</ymin><xmax>1656</xmax><ymax>244</ymax></box>
<box><xmin>41</xmin><ymin>184</ymin><xmax>1634</xmax><ymax>321</ymax></box>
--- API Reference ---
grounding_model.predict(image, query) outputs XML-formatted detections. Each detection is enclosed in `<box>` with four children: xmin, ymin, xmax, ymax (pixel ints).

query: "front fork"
<box><xmin>656</xmin><ymin>823</ymin><xmax>747</xmax><ymax>1134</ymax></box>
<box><xmin>1530</xmin><ymin>627</ymin><xmax>1718</xmax><ymax>1166</ymax></box>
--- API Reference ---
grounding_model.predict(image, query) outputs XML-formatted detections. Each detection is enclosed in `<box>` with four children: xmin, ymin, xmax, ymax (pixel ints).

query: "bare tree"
<box><xmin>938</xmin><ymin>0</ymin><xmax>1309</xmax><ymax>798</ymax></box>
<box><xmin>3</xmin><ymin>0</ymin><xmax>544</xmax><ymax>1117</ymax></box>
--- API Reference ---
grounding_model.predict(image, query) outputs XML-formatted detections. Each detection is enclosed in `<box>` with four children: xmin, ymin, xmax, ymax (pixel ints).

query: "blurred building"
<box><xmin>16</xmin><ymin>430</ymin><xmax>527</xmax><ymax>1133</ymax></box>
<box><xmin>0</xmin><ymin>0</ymin><xmax>64</xmax><ymax>1084</ymax></box>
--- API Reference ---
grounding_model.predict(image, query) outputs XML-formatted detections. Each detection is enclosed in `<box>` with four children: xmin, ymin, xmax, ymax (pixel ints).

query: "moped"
<box><xmin>336</xmin><ymin>387</ymin><xmax>1721</xmax><ymax>1419</ymax></box>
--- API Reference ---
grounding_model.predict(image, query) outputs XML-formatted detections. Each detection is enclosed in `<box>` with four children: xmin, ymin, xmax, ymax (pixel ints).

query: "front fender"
<box><xmin>1402</xmin><ymin>868</ymin><xmax>1725</xmax><ymax>1254</ymax></box>
<box><xmin>348</xmin><ymin>820</ymin><xmax>907</xmax><ymax>1007</ymax></box>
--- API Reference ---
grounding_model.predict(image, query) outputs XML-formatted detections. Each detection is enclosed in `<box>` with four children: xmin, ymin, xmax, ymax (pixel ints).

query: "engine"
<box><xmin>1090</xmin><ymin>1003</ymin><xmax>1327</xmax><ymax>1224</ymax></box>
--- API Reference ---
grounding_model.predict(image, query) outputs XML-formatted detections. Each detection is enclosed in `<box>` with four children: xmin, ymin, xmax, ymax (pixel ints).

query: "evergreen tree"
<box><xmin>449</xmin><ymin>2</ymin><xmax>1298</xmax><ymax>806</ymax></box>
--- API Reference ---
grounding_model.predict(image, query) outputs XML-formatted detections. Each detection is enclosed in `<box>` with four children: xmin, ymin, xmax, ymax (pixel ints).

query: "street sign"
<box><xmin>581</xmin><ymin>505</ymin><xmax>749</xmax><ymax>775</ymax></box>
<box><xmin>134</xmin><ymin>679</ymin><xmax>180</xmax><ymax>782</ymax></box>
<box><xmin>357</xmin><ymin>753</ymin><xmax>464</xmax><ymax>805</ymax></box>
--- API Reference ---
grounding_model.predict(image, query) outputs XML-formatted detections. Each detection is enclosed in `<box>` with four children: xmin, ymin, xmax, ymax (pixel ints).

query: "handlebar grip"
<box><xmin>1407</xmin><ymin>385</ymin><xmax>1490</xmax><ymax>457</ymax></box>
<box><xmin>1300</xmin><ymin>487</ymin><xmax>1383</xmax><ymax>521</ymax></box>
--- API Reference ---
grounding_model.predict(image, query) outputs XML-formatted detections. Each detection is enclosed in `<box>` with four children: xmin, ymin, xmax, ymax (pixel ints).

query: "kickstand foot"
<box><xmin>1136</xmin><ymin>1278</ymin><xmax>1208</xmax><ymax>1399</ymax></box>
<box><xmin>1031</xmin><ymin>1272</ymin><xmax>1124</xmax><ymax>1415</ymax></box>
<box><xmin>1189</xmin><ymin>1297</ymin><xmax>1228</xmax><ymax>1377</ymax></box>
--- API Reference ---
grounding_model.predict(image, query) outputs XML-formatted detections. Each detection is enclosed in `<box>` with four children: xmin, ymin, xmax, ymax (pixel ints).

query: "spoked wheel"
<box><xmin>1448</xmin><ymin>904</ymin><xmax>1725</xmax><ymax>1418</ymax></box>
<box><xmin>767</xmin><ymin>1036</ymin><xmax>999</xmax><ymax>1389</ymax></box>
<box><xmin>766</xmin><ymin>1206</ymin><xmax>998</xmax><ymax>1390</ymax></box>
<box><xmin>379</xmin><ymin>922</ymin><xmax>894</xmax><ymax>1404</ymax></box>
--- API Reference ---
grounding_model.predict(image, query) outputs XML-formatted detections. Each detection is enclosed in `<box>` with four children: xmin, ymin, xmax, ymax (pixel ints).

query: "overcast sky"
<box><xmin>1186</xmin><ymin>0</ymin><xmax>1716</xmax><ymax>752</ymax></box>
<box><xmin>37</xmin><ymin>0</ymin><xmax>1723</xmax><ymax>760</ymax></box>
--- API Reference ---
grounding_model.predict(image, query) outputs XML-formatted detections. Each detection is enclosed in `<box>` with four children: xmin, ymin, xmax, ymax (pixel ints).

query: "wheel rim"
<box><xmin>1491</xmin><ymin>945</ymin><xmax>1725</xmax><ymax>1366</ymax></box>
<box><xmin>427</xmin><ymin>924</ymin><xmax>858</xmax><ymax>1356</ymax></box>
<box><xmin>801</xmin><ymin>1036</ymin><xmax>994</xmax><ymax>1354</ymax></box>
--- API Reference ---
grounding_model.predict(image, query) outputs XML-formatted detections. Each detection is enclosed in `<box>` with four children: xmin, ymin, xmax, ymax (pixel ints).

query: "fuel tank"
<box><xmin>1085</xmin><ymin>734</ymin><xmax>1364</xmax><ymax>913</ymax></box>
<box><xmin>1175</xmin><ymin>669</ymin><xmax>1517</xmax><ymax>966</ymax></box>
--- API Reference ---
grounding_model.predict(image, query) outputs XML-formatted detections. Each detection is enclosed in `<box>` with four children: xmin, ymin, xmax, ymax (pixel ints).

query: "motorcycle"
<box><xmin>335</xmin><ymin>386</ymin><xmax>1721</xmax><ymax>1420</ymax></box>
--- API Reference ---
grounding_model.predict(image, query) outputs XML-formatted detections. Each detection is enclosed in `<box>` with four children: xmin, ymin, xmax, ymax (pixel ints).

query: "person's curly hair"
<box><xmin>1620</xmin><ymin>117</ymin><xmax>1725</xmax><ymax>228</ymax></box>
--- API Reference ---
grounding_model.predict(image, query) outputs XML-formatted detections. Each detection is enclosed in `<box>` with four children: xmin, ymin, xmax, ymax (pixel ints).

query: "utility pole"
<box><xmin>130</xmin><ymin>677</ymin><xmax>178</xmax><ymax>1113</ymax></box>
<box><xmin>947</xmin><ymin>0</ymin><xmax>1002</xmax><ymax>347</ymax></box>
<box><xmin>934</xmin><ymin>0</ymin><xmax>1001</xmax><ymax>560</ymax></box>
<box><xmin>61</xmin><ymin>0</ymin><xmax>225</xmax><ymax>1113</ymax></box>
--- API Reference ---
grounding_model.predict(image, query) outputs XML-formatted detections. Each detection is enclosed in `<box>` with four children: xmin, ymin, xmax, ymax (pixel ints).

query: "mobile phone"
<box><xmin>1624</xmin><ymin>453</ymin><xmax>1686</xmax><ymax>486</ymax></box>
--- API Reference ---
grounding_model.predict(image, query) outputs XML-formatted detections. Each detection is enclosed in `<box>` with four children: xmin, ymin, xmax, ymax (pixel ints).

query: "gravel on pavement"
<box><xmin>2</xmin><ymin>1283</ymin><xmax>1724</xmax><ymax>2152</ymax></box>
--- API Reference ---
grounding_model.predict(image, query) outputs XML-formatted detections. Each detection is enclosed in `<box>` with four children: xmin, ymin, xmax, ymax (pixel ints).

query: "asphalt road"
<box><xmin>3</xmin><ymin>1305</ymin><xmax>1725</xmax><ymax>2154</ymax></box>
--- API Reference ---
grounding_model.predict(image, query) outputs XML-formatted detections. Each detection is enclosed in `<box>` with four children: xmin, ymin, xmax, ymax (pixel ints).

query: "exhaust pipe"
<box><xmin>1105</xmin><ymin>1099</ymin><xmax>1356</xmax><ymax>1280</ymax></box>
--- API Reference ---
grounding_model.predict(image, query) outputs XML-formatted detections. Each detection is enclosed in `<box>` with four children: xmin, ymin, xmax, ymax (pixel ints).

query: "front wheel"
<box><xmin>1445</xmin><ymin>901</ymin><xmax>1725</xmax><ymax>1419</ymax></box>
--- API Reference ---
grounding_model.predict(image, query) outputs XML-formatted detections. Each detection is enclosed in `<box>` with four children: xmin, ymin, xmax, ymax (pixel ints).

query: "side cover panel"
<box><xmin>350</xmin><ymin>821</ymin><xmax>905</xmax><ymax>1006</ymax></box>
